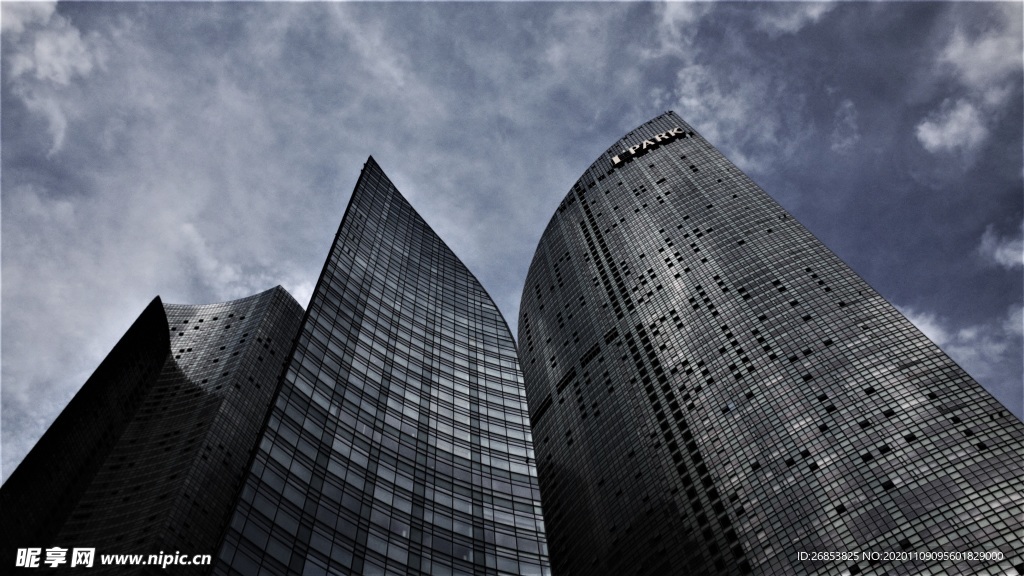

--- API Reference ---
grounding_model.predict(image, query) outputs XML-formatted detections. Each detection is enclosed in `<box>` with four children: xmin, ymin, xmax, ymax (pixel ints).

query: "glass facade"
<box><xmin>214</xmin><ymin>157</ymin><xmax>549</xmax><ymax>576</ymax></box>
<box><xmin>519</xmin><ymin>112</ymin><xmax>1024</xmax><ymax>576</ymax></box>
<box><xmin>1</xmin><ymin>287</ymin><xmax>304</xmax><ymax>574</ymax></box>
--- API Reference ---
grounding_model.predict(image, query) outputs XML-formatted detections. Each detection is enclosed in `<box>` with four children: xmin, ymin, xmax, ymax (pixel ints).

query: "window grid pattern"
<box><xmin>215</xmin><ymin>158</ymin><xmax>549</xmax><ymax>576</ymax></box>
<box><xmin>519</xmin><ymin>112</ymin><xmax>1024</xmax><ymax>576</ymax></box>
<box><xmin>65</xmin><ymin>288</ymin><xmax>303</xmax><ymax>575</ymax></box>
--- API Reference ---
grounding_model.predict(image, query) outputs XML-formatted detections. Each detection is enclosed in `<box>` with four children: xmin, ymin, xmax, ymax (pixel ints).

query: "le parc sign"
<box><xmin>611</xmin><ymin>127</ymin><xmax>686</xmax><ymax>167</ymax></box>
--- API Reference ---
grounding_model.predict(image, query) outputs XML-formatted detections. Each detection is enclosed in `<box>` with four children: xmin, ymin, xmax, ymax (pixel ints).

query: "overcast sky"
<box><xmin>2</xmin><ymin>2</ymin><xmax>1021</xmax><ymax>482</ymax></box>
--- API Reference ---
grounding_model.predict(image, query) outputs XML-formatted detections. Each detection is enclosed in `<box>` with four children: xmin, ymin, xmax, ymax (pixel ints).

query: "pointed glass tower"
<box><xmin>214</xmin><ymin>158</ymin><xmax>549</xmax><ymax>576</ymax></box>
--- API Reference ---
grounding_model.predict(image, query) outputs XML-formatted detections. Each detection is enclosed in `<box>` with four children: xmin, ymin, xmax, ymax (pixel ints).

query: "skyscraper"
<box><xmin>1</xmin><ymin>287</ymin><xmax>304</xmax><ymax>573</ymax></box>
<box><xmin>518</xmin><ymin>112</ymin><xmax>1024</xmax><ymax>575</ymax></box>
<box><xmin>213</xmin><ymin>158</ymin><xmax>549</xmax><ymax>576</ymax></box>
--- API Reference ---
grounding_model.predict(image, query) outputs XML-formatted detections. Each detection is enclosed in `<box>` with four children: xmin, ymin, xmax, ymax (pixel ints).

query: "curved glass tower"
<box><xmin>519</xmin><ymin>112</ymin><xmax>1024</xmax><ymax>576</ymax></box>
<box><xmin>214</xmin><ymin>158</ymin><xmax>549</xmax><ymax>576</ymax></box>
<box><xmin>1</xmin><ymin>287</ymin><xmax>304</xmax><ymax>573</ymax></box>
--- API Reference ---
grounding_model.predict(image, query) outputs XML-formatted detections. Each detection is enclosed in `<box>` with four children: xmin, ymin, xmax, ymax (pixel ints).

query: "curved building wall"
<box><xmin>214</xmin><ymin>158</ymin><xmax>549</xmax><ymax>576</ymax></box>
<box><xmin>519</xmin><ymin>112</ymin><xmax>1024</xmax><ymax>576</ymax></box>
<box><xmin>1</xmin><ymin>287</ymin><xmax>304</xmax><ymax>574</ymax></box>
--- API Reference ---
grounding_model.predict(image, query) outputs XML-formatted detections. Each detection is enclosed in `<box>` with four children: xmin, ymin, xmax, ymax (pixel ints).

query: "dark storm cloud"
<box><xmin>3</xmin><ymin>2</ymin><xmax>1021</xmax><ymax>481</ymax></box>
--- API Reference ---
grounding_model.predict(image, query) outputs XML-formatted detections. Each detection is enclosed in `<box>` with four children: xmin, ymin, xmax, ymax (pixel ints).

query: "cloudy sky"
<box><xmin>2</xmin><ymin>2</ymin><xmax>1021</xmax><ymax>482</ymax></box>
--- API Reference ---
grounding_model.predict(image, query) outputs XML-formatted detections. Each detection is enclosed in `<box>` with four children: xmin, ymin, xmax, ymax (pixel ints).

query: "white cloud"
<box><xmin>941</xmin><ymin>306</ymin><xmax>1022</xmax><ymax>381</ymax></box>
<box><xmin>9</xmin><ymin>22</ymin><xmax>97</xmax><ymax>85</ymax></box>
<box><xmin>940</xmin><ymin>7</ymin><xmax>1023</xmax><ymax>103</ymax></box>
<box><xmin>324</xmin><ymin>5</ymin><xmax>411</xmax><ymax>90</ymax></box>
<box><xmin>915</xmin><ymin>99</ymin><xmax>988</xmax><ymax>154</ymax></box>
<box><xmin>645</xmin><ymin>4</ymin><xmax>817</xmax><ymax>176</ymax></box>
<box><xmin>0</xmin><ymin>2</ymin><xmax>56</xmax><ymax>37</ymax></box>
<box><xmin>915</xmin><ymin>4</ymin><xmax>1022</xmax><ymax>160</ymax></box>
<box><xmin>755</xmin><ymin>3</ymin><xmax>834</xmax><ymax>37</ymax></box>
<box><xmin>287</xmin><ymin>279</ymin><xmax>317</xmax><ymax>310</ymax></box>
<box><xmin>978</xmin><ymin>223</ymin><xmax>1024</xmax><ymax>270</ymax></box>
<box><xmin>178</xmin><ymin>222</ymin><xmax>243</xmax><ymax>291</ymax></box>
<box><xmin>898</xmin><ymin>308</ymin><xmax>951</xmax><ymax>346</ymax></box>
<box><xmin>3</xmin><ymin>2</ymin><xmax>106</xmax><ymax>155</ymax></box>
<box><xmin>667</xmin><ymin>61</ymin><xmax>812</xmax><ymax>176</ymax></box>
<box><xmin>642</xmin><ymin>2</ymin><xmax>714</xmax><ymax>59</ymax></box>
<box><xmin>541</xmin><ymin>6</ymin><xmax>621</xmax><ymax>75</ymax></box>
<box><xmin>1003</xmin><ymin>305</ymin><xmax>1024</xmax><ymax>337</ymax></box>
<box><xmin>830</xmin><ymin>99</ymin><xmax>860</xmax><ymax>153</ymax></box>
<box><xmin>898</xmin><ymin>304</ymin><xmax>1023</xmax><ymax>415</ymax></box>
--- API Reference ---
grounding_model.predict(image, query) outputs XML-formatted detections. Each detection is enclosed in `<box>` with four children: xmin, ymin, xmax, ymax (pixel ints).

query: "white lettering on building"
<box><xmin>611</xmin><ymin>127</ymin><xmax>687</xmax><ymax>166</ymax></box>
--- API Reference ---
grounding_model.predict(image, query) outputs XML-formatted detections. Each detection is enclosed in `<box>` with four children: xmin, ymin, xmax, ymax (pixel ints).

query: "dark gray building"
<box><xmin>518</xmin><ymin>112</ymin><xmax>1024</xmax><ymax>576</ymax></box>
<box><xmin>1</xmin><ymin>287</ymin><xmax>304</xmax><ymax>573</ymax></box>
<box><xmin>213</xmin><ymin>157</ymin><xmax>549</xmax><ymax>576</ymax></box>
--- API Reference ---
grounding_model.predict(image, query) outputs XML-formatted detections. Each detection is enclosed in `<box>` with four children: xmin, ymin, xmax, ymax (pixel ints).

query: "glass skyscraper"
<box><xmin>518</xmin><ymin>112</ymin><xmax>1024</xmax><ymax>576</ymax></box>
<box><xmin>213</xmin><ymin>157</ymin><xmax>549</xmax><ymax>576</ymax></box>
<box><xmin>1</xmin><ymin>287</ymin><xmax>304</xmax><ymax>573</ymax></box>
